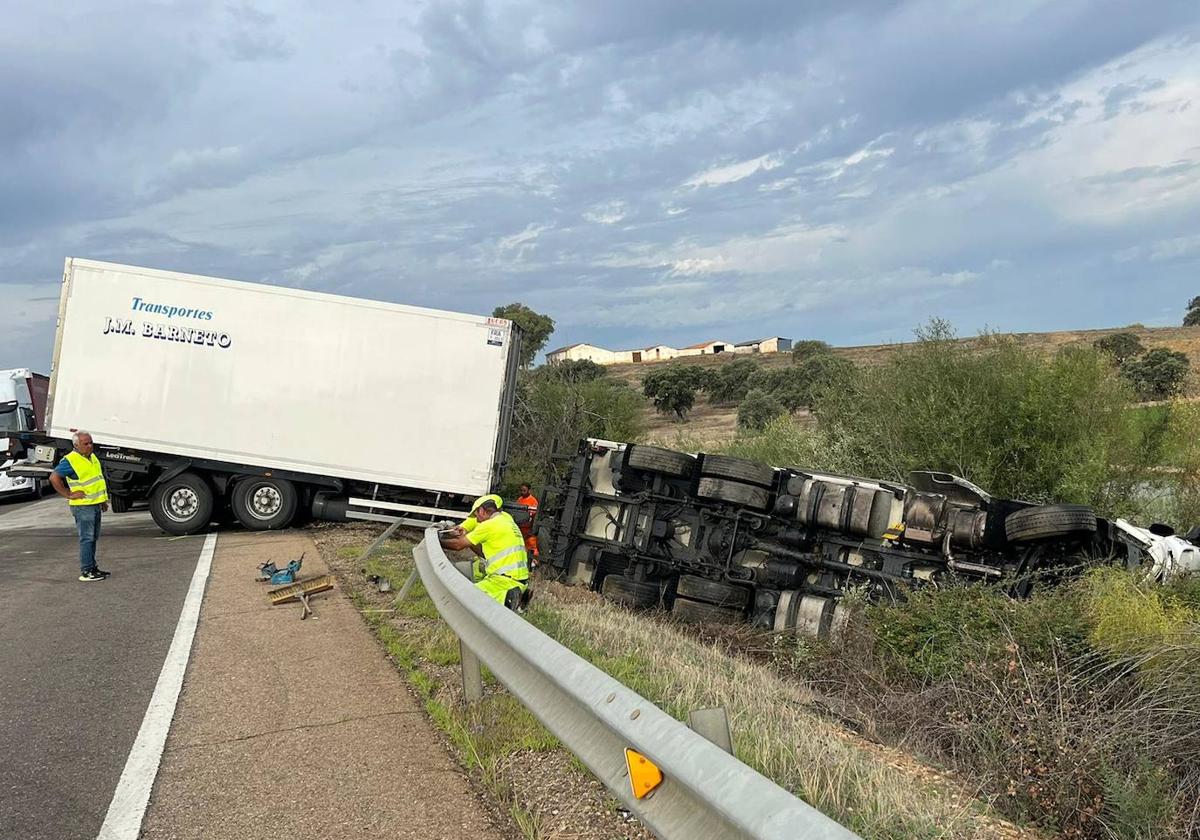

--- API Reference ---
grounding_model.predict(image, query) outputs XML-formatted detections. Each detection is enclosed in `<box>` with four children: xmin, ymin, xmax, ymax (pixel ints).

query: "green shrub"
<box><xmin>811</xmin><ymin>319</ymin><xmax>1152</xmax><ymax>511</ymax></box>
<box><xmin>505</xmin><ymin>370</ymin><xmax>644</xmax><ymax>492</ymax></box>
<box><xmin>544</xmin><ymin>358</ymin><xmax>607</xmax><ymax>382</ymax></box>
<box><xmin>720</xmin><ymin>415</ymin><xmax>853</xmax><ymax>471</ymax></box>
<box><xmin>744</xmin><ymin>368</ymin><xmax>806</xmax><ymax>412</ymax></box>
<box><xmin>1122</xmin><ymin>348</ymin><xmax>1190</xmax><ymax>400</ymax></box>
<box><xmin>737</xmin><ymin>388</ymin><xmax>787</xmax><ymax>430</ymax></box>
<box><xmin>705</xmin><ymin>357</ymin><xmax>760</xmax><ymax>405</ymax></box>
<box><xmin>1079</xmin><ymin>567</ymin><xmax>1197</xmax><ymax>659</ymax></box>
<box><xmin>1094</xmin><ymin>332</ymin><xmax>1145</xmax><ymax>365</ymax></box>
<box><xmin>791</xmin><ymin>339</ymin><xmax>831</xmax><ymax>362</ymax></box>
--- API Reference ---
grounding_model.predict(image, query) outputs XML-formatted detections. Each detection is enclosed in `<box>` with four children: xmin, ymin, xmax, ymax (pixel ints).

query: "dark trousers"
<box><xmin>71</xmin><ymin>504</ymin><xmax>103</xmax><ymax>573</ymax></box>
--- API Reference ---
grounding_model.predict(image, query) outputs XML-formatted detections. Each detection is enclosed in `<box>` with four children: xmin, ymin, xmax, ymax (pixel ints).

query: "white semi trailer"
<box><xmin>17</xmin><ymin>258</ymin><xmax>521</xmax><ymax>534</ymax></box>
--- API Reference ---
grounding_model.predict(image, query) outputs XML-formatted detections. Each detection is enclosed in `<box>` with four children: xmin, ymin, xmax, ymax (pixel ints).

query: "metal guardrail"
<box><xmin>413</xmin><ymin>527</ymin><xmax>861</xmax><ymax>840</ymax></box>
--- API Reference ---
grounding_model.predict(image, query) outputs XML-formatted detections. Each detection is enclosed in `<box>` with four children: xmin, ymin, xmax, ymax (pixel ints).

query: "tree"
<box><xmin>642</xmin><ymin>365</ymin><xmax>708</xmax><ymax>419</ymax></box>
<box><xmin>1185</xmin><ymin>296</ymin><xmax>1200</xmax><ymax>327</ymax></box>
<box><xmin>791</xmin><ymin>339</ymin><xmax>831</xmax><ymax>363</ymax></box>
<box><xmin>1093</xmin><ymin>332</ymin><xmax>1145</xmax><ymax>365</ymax></box>
<box><xmin>505</xmin><ymin>368</ymin><xmax>644</xmax><ymax>492</ymax></box>
<box><xmin>1122</xmin><ymin>349</ymin><xmax>1191</xmax><ymax>400</ymax></box>
<box><xmin>737</xmin><ymin>389</ymin><xmax>787</xmax><ymax>430</ymax></box>
<box><xmin>705</xmin><ymin>358</ymin><xmax>759</xmax><ymax>405</ymax></box>
<box><xmin>492</xmin><ymin>303</ymin><xmax>555</xmax><ymax>368</ymax></box>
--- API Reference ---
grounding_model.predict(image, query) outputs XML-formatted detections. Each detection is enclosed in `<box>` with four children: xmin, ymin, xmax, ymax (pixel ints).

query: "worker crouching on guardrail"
<box><xmin>440</xmin><ymin>494</ymin><xmax>531</xmax><ymax>610</ymax></box>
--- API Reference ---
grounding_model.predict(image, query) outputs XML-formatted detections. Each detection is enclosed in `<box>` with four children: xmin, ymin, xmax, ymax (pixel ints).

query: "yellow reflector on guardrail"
<box><xmin>625</xmin><ymin>748</ymin><xmax>663</xmax><ymax>799</ymax></box>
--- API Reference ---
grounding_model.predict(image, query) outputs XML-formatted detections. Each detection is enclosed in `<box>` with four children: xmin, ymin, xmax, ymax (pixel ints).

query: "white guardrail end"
<box><xmin>414</xmin><ymin>528</ymin><xmax>862</xmax><ymax>840</ymax></box>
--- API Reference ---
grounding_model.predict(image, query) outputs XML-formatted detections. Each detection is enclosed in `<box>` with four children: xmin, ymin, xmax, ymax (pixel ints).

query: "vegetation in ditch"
<box><xmin>790</xmin><ymin>569</ymin><xmax>1200</xmax><ymax>839</ymax></box>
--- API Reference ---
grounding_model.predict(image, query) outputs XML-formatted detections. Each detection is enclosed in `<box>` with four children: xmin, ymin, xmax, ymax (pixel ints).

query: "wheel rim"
<box><xmin>165</xmin><ymin>486</ymin><xmax>199</xmax><ymax>523</ymax></box>
<box><xmin>247</xmin><ymin>484</ymin><xmax>282</xmax><ymax>520</ymax></box>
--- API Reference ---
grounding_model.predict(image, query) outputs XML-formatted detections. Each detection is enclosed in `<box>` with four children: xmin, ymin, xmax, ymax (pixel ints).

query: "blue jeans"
<box><xmin>72</xmin><ymin>505</ymin><xmax>103</xmax><ymax>573</ymax></box>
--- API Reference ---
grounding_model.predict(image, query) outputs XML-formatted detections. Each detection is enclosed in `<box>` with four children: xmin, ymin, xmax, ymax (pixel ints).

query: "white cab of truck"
<box><xmin>31</xmin><ymin>258</ymin><xmax>522</xmax><ymax>534</ymax></box>
<box><xmin>0</xmin><ymin>368</ymin><xmax>49</xmax><ymax>499</ymax></box>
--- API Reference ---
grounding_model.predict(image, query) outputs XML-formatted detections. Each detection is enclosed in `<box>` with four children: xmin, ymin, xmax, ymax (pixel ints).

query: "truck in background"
<box><xmin>15</xmin><ymin>258</ymin><xmax>521</xmax><ymax>534</ymax></box>
<box><xmin>0</xmin><ymin>369</ymin><xmax>50</xmax><ymax>500</ymax></box>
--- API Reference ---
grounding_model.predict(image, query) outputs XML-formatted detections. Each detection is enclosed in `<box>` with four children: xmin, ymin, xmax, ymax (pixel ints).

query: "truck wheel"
<box><xmin>150</xmin><ymin>472</ymin><xmax>214</xmax><ymax>536</ymax></box>
<box><xmin>696</xmin><ymin>477</ymin><xmax>770</xmax><ymax>511</ymax></box>
<box><xmin>698</xmin><ymin>454</ymin><xmax>775</xmax><ymax>488</ymax></box>
<box><xmin>1005</xmin><ymin>504</ymin><xmax>1097</xmax><ymax>543</ymax></box>
<box><xmin>625</xmin><ymin>445</ymin><xmax>695</xmax><ymax>478</ymax></box>
<box><xmin>109</xmin><ymin>495</ymin><xmax>131</xmax><ymax>513</ymax></box>
<box><xmin>232</xmin><ymin>477</ymin><xmax>298</xmax><ymax>531</ymax></box>
<box><xmin>600</xmin><ymin>575</ymin><xmax>662</xmax><ymax>608</ymax></box>
<box><xmin>676</xmin><ymin>575</ymin><xmax>751</xmax><ymax>608</ymax></box>
<box><xmin>671</xmin><ymin>596</ymin><xmax>743</xmax><ymax>625</ymax></box>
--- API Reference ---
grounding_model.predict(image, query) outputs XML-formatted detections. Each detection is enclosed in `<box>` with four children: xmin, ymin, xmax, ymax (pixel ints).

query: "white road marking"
<box><xmin>96</xmin><ymin>531</ymin><xmax>217</xmax><ymax>840</ymax></box>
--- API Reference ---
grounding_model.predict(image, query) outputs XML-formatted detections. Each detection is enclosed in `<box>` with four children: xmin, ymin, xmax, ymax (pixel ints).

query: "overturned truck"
<box><xmin>537</xmin><ymin>440</ymin><xmax>1199</xmax><ymax>637</ymax></box>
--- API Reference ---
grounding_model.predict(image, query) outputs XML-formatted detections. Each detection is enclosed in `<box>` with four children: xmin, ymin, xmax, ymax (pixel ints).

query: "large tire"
<box><xmin>696</xmin><ymin>477</ymin><xmax>770</xmax><ymax>511</ymax></box>
<box><xmin>232</xmin><ymin>477</ymin><xmax>298</xmax><ymax>531</ymax></box>
<box><xmin>1005</xmin><ymin>504</ymin><xmax>1097</xmax><ymax>543</ymax></box>
<box><xmin>109</xmin><ymin>495</ymin><xmax>131</xmax><ymax>514</ymax></box>
<box><xmin>676</xmin><ymin>574</ymin><xmax>751</xmax><ymax>608</ymax></box>
<box><xmin>150</xmin><ymin>472</ymin><xmax>214</xmax><ymax>536</ymax></box>
<box><xmin>600</xmin><ymin>575</ymin><xmax>662</xmax><ymax>608</ymax></box>
<box><xmin>672</xmin><ymin>596</ymin><xmax>743</xmax><ymax>625</ymax></box>
<box><xmin>625</xmin><ymin>445</ymin><xmax>695</xmax><ymax>478</ymax></box>
<box><xmin>698</xmin><ymin>454</ymin><xmax>775</xmax><ymax>488</ymax></box>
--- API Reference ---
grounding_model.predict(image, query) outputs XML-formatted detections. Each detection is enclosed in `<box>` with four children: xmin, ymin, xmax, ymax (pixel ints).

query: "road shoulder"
<box><xmin>140</xmin><ymin>530</ymin><xmax>505</xmax><ymax>840</ymax></box>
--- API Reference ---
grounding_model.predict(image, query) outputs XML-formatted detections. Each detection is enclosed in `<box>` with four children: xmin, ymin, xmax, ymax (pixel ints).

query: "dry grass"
<box><xmin>530</xmin><ymin>581</ymin><xmax>1041</xmax><ymax>840</ymax></box>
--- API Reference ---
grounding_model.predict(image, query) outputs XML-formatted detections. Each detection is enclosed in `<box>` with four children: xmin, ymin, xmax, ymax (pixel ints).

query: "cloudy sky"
<box><xmin>3</xmin><ymin>1</ymin><xmax>1199</xmax><ymax>367</ymax></box>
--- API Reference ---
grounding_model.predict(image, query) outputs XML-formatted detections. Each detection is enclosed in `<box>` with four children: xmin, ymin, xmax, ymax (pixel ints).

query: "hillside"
<box><xmin>600</xmin><ymin>324</ymin><xmax>1200</xmax><ymax>444</ymax></box>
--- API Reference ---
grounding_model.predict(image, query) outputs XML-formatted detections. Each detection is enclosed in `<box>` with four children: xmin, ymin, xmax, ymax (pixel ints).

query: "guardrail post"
<box><xmin>453</xmin><ymin>559</ymin><xmax>484</xmax><ymax>703</ymax></box>
<box><xmin>355</xmin><ymin>520</ymin><xmax>401</xmax><ymax>573</ymax></box>
<box><xmin>687</xmin><ymin>707</ymin><xmax>733</xmax><ymax>754</ymax></box>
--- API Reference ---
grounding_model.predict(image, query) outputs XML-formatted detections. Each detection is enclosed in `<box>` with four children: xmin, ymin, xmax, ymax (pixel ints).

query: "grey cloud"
<box><xmin>1101</xmin><ymin>77</ymin><xmax>1167</xmax><ymax>119</ymax></box>
<box><xmin>1086</xmin><ymin>159</ymin><xmax>1200</xmax><ymax>185</ymax></box>
<box><xmin>2</xmin><ymin>0</ymin><xmax>1199</xmax><ymax>371</ymax></box>
<box><xmin>223</xmin><ymin>3</ymin><xmax>293</xmax><ymax>62</ymax></box>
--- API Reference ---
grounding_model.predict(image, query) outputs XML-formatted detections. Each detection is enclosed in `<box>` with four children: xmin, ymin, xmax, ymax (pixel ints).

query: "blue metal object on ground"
<box><xmin>256</xmin><ymin>553</ymin><xmax>305</xmax><ymax>585</ymax></box>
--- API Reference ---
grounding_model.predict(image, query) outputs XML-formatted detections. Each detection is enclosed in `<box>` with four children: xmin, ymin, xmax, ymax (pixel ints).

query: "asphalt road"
<box><xmin>0</xmin><ymin>497</ymin><xmax>207</xmax><ymax>840</ymax></box>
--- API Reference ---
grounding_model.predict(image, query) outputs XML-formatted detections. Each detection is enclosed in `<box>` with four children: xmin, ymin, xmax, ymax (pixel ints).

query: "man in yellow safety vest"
<box><xmin>49</xmin><ymin>430</ymin><xmax>111</xmax><ymax>582</ymax></box>
<box><xmin>440</xmin><ymin>495</ymin><xmax>530</xmax><ymax>608</ymax></box>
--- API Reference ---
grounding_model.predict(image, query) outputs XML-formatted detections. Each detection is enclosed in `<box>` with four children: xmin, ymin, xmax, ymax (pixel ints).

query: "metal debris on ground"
<box><xmin>256</xmin><ymin>552</ymin><xmax>305</xmax><ymax>584</ymax></box>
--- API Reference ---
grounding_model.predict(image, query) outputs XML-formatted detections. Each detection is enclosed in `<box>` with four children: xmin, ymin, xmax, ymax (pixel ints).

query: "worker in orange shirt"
<box><xmin>516</xmin><ymin>482</ymin><xmax>540</xmax><ymax>566</ymax></box>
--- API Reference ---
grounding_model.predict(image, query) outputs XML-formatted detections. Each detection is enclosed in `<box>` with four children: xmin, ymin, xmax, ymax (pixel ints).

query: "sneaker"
<box><xmin>78</xmin><ymin>569</ymin><xmax>107</xmax><ymax>582</ymax></box>
<box><xmin>94</xmin><ymin>568</ymin><xmax>111</xmax><ymax>577</ymax></box>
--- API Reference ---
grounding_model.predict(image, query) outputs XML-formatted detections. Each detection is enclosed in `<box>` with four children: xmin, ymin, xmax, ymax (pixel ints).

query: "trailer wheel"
<box><xmin>600</xmin><ymin>575</ymin><xmax>662</xmax><ymax>608</ymax></box>
<box><xmin>698</xmin><ymin>454</ymin><xmax>776</xmax><ymax>488</ymax></box>
<box><xmin>150</xmin><ymin>472</ymin><xmax>214</xmax><ymax>536</ymax></box>
<box><xmin>671</xmin><ymin>596</ymin><xmax>743</xmax><ymax>625</ymax></box>
<box><xmin>675</xmin><ymin>574</ymin><xmax>751</xmax><ymax>608</ymax></box>
<box><xmin>1005</xmin><ymin>504</ymin><xmax>1097</xmax><ymax>543</ymax></box>
<box><xmin>625</xmin><ymin>445</ymin><xmax>695</xmax><ymax>478</ymax></box>
<box><xmin>232</xmin><ymin>477</ymin><xmax>298</xmax><ymax>531</ymax></box>
<box><xmin>696</xmin><ymin>477</ymin><xmax>771</xmax><ymax>511</ymax></box>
